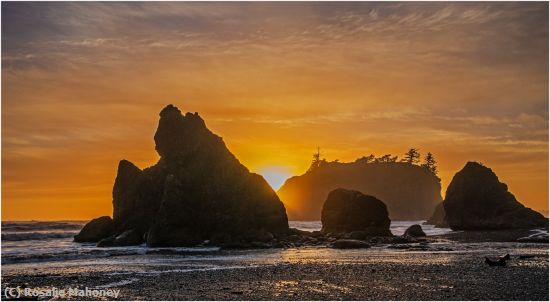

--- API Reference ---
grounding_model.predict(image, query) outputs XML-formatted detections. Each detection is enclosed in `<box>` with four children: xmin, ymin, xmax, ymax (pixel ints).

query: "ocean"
<box><xmin>2</xmin><ymin>220</ymin><xmax>547</xmax><ymax>277</ymax></box>
<box><xmin>1</xmin><ymin>220</ymin><xmax>452</xmax><ymax>265</ymax></box>
<box><xmin>2</xmin><ymin>220</ymin><xmax>548</xmax><ymax>300</ymax></box>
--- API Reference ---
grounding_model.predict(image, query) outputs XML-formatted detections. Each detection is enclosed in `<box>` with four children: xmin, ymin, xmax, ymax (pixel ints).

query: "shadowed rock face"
<box><xmin>80</xmin><ymin>104</ymin><xmax>289</xmax><ymax>246</ymax></box>
<box><xmin>443</xmin><ymin>162</ymin><xmax>548</xmax><ymax>230</ymax></box>
<box><xmin>112</xmin><ymin>160</ymin><xmax>161</xmax><ymax>235</ymax></box>
<box><xmin>425</xmin><ymin>202</ymin><xmax>449</xmax><ymax>228</ymax></box>
<box><xmin>321</xmin><ymin>188</ymin><xmax>391</xmax><ymax>236</ymax></box>
<box><xmin>278</xmin><ymin>161</ymin><xmax>442</xmax><ymax>221</ymax></box>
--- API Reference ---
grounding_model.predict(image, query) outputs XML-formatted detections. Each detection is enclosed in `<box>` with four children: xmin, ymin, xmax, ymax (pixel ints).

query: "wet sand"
<box><xmin>2</xmin><ymin>243</ymin><xmax>548</xmax><ymax>300</ymax></box>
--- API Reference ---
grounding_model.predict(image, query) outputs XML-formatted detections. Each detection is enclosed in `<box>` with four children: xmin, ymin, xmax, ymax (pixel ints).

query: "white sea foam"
<box><xmin>96</xmin><ymin>278</ymin><xmax>140</xmax><ymax>288</ymax></box>
<box><xmin>289</xmin><ymin>220</ymin><xmax>455</xmax><ymax>236</ymax></box>
<box><xmin>517</xmin><ymin>228</ymin><xmax>549</xmax><ymax>241</ymax></box>
<box><xmin>2</xmin><ymin>231</ymin><xmax>77</xmax><ymax>241</ymax></box>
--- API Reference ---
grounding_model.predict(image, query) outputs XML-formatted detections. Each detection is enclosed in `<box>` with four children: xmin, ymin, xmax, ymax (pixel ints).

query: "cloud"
<box><xmin>1</xmin><ymin>1</ymin><xmax>548</xmax><ymax>219</ymax></box>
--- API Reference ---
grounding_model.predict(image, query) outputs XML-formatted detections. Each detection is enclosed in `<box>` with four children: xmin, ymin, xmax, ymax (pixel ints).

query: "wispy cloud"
<box><xmin>2</xmin><ymin>1</ymin><xmax>548</xmax><ymax>219</ymax></box>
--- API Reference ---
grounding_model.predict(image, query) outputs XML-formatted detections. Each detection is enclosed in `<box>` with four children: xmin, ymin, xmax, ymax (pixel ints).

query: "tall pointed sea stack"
<box><xmin>76</xmin><ymin>104</ymin><xmax>289</xmax><ymax>246</ymax></box>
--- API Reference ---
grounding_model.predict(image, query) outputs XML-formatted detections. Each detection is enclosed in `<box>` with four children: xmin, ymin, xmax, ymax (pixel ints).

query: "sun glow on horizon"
<box><xmin>258</xmin><ymin>166</ymin><xmax>293</xmax><ymax>191</ymax></box>
<box><xmin>1</xmin><ymin>2</ymin><xmax>548</xmax><ymax>220</ymax></box>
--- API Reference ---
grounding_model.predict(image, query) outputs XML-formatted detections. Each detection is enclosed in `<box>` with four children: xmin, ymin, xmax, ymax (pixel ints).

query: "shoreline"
<box><xmin>2</xmin><ymin>244</ymin><xmax>548</xmax><ymax>300</ymax></box>
<box><xmin>2</xmin><ymin>222</ymin><xmax>548</xmax><ymax>300</ymax></box>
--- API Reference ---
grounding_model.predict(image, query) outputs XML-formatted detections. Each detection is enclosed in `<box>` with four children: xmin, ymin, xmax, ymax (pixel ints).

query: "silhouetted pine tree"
<box><xmin>402</xmin><ymin>148</ymin><xmax>420</xmax><ymax>165</ymax></box>
<box><xmin>356</xmin><ymin>154</ymin><xmax>376</xmax><ymax>164</ymax></box>
<box><xmin>308</xmin><ymin>147</ymin><xmax>322</xmax><ymax>172</ymax></box>
<box><xmin>422</xmin><ymin>152</ymin><xmax>438</xmax><ymax>175</ymax></box>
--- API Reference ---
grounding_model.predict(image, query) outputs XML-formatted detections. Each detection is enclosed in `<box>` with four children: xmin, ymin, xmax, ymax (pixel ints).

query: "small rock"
<box><xmin>287</xmin><ymin>228</ymin><xmax>311</xmax><ymax>236</ymax></box>
<box><xmin>403</xmin><ymin>224</ymin><xmax>426</xmax><ymax>237</ymax></box>
<box><xmin>74</xmin><ymin>216</ymin><xmax>114</xmax><ymax>243</ymax></box>
<box><xmin>286</xmin><ymin>235</ymin><xmax>301</xmax><ymax>242</ymax></box>
<box><xmin>485</xmin><ymin>257</ymin><xmax>506</xmax><ymax>266</ymax></box>
<box><xmin>331</xmin><ymin>239</ymin><xmax>371</xmax><ymax>249</ymax></box>
<box><xmin>311</xmin><ymin>231</ymin><xmax>324</xmax><ymax>238</ymax></box>
<box><xmin>389</xmin><ymin>236</ymin><xmax>410</xmax><ymax>244</ymax></box>
<box><xmin>388</xmin><ymin>244</ymin><xmax>413</xmax><ymax>249</ymax></box>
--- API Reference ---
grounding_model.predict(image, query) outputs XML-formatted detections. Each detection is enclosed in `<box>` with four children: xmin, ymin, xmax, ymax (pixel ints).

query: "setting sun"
<box><xmin>1</xmin><ymin>2</ymin><xmax>548</xmax><ymax>301</ymax></box>
<box><xmin>258</xmin><ymin>166</ymin><xmax>292</xmax><ymax>191</ymax></box>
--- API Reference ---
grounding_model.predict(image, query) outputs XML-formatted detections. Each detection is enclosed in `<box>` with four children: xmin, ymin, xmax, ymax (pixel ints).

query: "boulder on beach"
<box><xmin>331</xmin><ymin>239</ymin><xmax>371</xmax><ymax>249</ymax></box>
<box><xmin>403</xmin><ymin>224</ymin><xmax>426</xmax><ymax>237</ymax></box>
<box><xmin>443</xmin><ymin>162</ymin><xmax>548</xmax><ymax>230</ymax></box>
<box><xmin>74</xmin><ymin>216</ymin><xmax>114</xmax><ymax>243</ymax></box>
<box><xmin>321</xmin><ymin>188</ymin><xmax>392</xmax><ymax>236</ymax></box>
<box><xmin>80</xmin><ymin>104</ymin><xmax>289</xmax><ymax>247</ymax></box>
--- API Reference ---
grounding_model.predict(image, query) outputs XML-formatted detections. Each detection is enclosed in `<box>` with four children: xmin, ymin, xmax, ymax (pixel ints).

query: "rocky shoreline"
<box><xmin>202</xmin><ymin>226</ymin><xmax>548</xmax><ymax>251</ymax></box>
<box><xmin>2</xmin><ymin>241</ymin><xmax>548</xmax><ymax>301</ymax></box>
<box><xmin>74</xmin><ymin>106</ymin><xmax>547</xmax><ymax>251</ymax></box>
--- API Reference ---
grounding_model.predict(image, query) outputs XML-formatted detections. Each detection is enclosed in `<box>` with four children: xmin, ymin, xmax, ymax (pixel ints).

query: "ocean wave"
<box><xmin>2</xmin><ymin>221</ymin><xmax>85</xmax><ymax>232</ymax></box>
<box><xmin>1</xmin><ymin>249</ymin><xmax>144</xmax><ymax>265</ymax></box>
<box><xmin>2</xmin><ymin>231</ymin><xmax>77</xmax><ymax>241</ymax></box>
<box><xmin>2</xmin><ymin>246</ymin><xmax>222</xmax><ymax>265</ymax></box>
<box><xmin>290</xmin><ymin>220</ymin><xmax>455</xmax><ymax>236</ymax></box>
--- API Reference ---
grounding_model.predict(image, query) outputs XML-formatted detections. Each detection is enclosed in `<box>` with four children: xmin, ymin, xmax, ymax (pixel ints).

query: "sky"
<box><xmin>2</xmin><ymin>1</ymin><xmax>548</xmax><ymax>220</ymax></box>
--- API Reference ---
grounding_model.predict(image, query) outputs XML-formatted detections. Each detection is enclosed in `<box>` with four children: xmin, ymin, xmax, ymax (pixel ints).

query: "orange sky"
<box><xmin>2</xmin><ymin>2</ymin><xmax>548</xmax><ymax>220</ymax></box>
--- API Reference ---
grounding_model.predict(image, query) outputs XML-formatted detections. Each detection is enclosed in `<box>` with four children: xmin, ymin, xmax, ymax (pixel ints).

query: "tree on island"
<box><xmin>402</xmin><ymin>148</ymin><xmax>420</xmax><ymax>165</ymax></box>
<box><xmin>308</xmin><ymin>147</ymin><xmax>435</xmax><ymax>172</ymax></box>
<box><xmin>422</xmin><ymin>152</ymin><xmax>438</xmax><ymax>175</ymax></box>
<box><xmin>355</xmin><ymin>154</ymin><xmax>376</xmax><ymax>164</ymax></box>
<box><xmin>375</xmin><ymin>154</ymin><xmax>398</xmax><ymax>163</ymax></box>
<box><xmin>308</xmin><ymin>147</ymin><xmax>325</xmax><ymax>172</ymax></box>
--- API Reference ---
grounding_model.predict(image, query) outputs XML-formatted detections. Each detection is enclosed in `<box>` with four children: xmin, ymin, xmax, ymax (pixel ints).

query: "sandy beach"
<box><xmin>2</xmin><ymin>240</ymin><xmax>548</xmax><ymax>301</ymax></box>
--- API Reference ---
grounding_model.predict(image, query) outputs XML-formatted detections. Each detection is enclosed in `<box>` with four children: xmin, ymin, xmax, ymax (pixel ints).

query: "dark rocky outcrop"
<box><xmin>321</xmin><ymin>188</ymin><xmax>392</xmax><ymax>236</ymax></box>
<box><xmin>278</xmin><ymin>161</ymin><xmax>442</xmax><ymax>221</ymax></box>
<box><xmin>348</xmin><ymin>230</ymin><xmax>369</xmax><ymax>240</ymax></box>
<box><xmin>442</xmin><ymin>162</ymin><xmax>548</xmax><ymax>230</ymax></box>
<box><xmin>403</xmin><ymin>224</ymin><xmax>426</xmax><ymax>237</ymax></box>
<box><xmin>81</xmin><ymin>104</ymin><xmax>289</xmax><ymax>247</ymax></box>
<box><xmin>331</xmin><ymin>239</ymin><xmax>371</xmax><ymax>249</ymax></box>
<box><xmin>74</xmin><ymin>216</ymin><xmax>114</xmax><ymax>242</ymax></box>
<box><xmin>112</xmin><ymin>160</ymin><xmax>161</xmax><ymax>235</ymax></box>
<box><xmin>425</xmin><ymin>202</ymin><xmax>449</xmax><ymax>227</ymax></box>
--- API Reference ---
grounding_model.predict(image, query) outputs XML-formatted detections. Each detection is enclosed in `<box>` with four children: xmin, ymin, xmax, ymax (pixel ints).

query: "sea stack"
<box><xmin>321</xmin><ymin>188</ymin><xmax>392</xmax><ymax>236</ymax></box>
<box><xmin>77</xmin><ymin>104</ymin><xmax>289</xmax><ymax>247</ymax></box>
<box><xmin>278</xmin><ymin>160</ymin><xmax>441</xmax><ymax>221</ymax></box>
<box><xmin>442</xmin><ymin>162</ymin><xmax>548</xmax><ymax>230</ymax></box>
